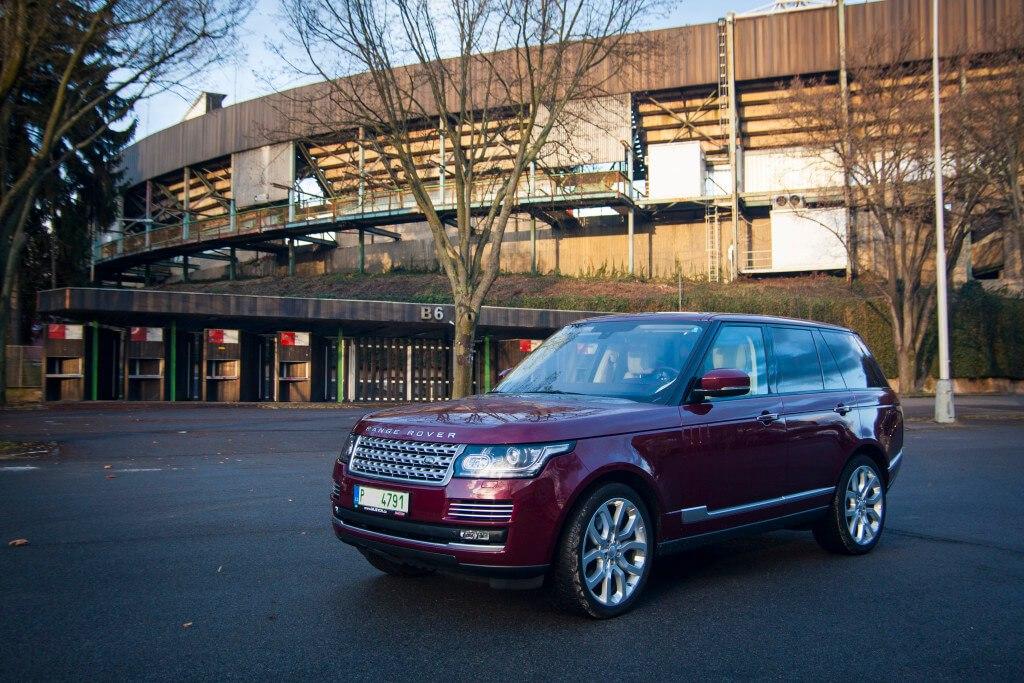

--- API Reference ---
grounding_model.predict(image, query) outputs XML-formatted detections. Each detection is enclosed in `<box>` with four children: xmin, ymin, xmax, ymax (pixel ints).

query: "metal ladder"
<box><xmin>717</xmin><ymin>18</ymin><xmax>729</xmax><ymax>136</ymax></box>
<box><xmin>705</xmin><ymin>202</ymin><xmax>721</xmax><ymax>283</ymax></box>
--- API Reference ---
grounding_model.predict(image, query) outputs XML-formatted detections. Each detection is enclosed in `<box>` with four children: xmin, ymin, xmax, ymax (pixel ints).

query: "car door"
<box><xmin>770</xmin><ymin>325</ymin><xmax>859</xmax><ymax>496</ymax></box>
<box><xmin>678</xmin><ymin>323</ymin><xmax>789</xmax><ymax>522</ymax></box>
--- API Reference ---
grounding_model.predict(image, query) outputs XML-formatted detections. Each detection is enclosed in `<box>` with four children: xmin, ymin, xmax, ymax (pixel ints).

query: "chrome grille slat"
<box><xmin>349</xmin><ymin>436</ymin><xmax>463</xmax><ymax>486</ymax></box>
<box><xmin>448</xmin><ymin>500</ymin><xmax>514</xmax><ymax>522</ymax></box>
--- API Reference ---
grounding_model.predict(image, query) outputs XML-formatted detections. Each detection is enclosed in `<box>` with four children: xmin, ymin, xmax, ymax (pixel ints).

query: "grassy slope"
<box><xmin>160</xmin><ymin>271</ymin><xmax>867</xmax><ymax>315</ymax></box>
<box><xmin>158</xmin><ymin>272</ymin><xmax>1024</xmax><ymax>379</ymax></box>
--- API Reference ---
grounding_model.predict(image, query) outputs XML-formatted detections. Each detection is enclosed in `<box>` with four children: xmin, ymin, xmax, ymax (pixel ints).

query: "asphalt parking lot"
<box><xmin>1</xmin><ymin>396</ymin><xmax>1022</xmax><ymax>680</ymax></box>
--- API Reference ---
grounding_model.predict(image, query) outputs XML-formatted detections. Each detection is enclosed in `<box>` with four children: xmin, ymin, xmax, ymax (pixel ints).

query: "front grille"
<box><xmin>349</xmin><ymin>436</ymin><xmax>463</xmax><ymax>486</ymax></box>
<box><xmin>448</xmin><ymin>500</ymin><xmax>514</xmax><ymax>523</ymax></box>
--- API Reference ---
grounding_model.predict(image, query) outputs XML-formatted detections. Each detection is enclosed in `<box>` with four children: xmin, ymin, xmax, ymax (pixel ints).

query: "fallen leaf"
<box><xmin>217</xmin><ymin>566</ymin><xmax>223</xmax><ymax>573</ymax></box>
<box><xmin>103</xmin><ymin>464</ymin><xmax>112</xmax><ymax>469</ymax></box>
<box><xmin>7</xmin><ymin>538</ymin><xmax>28</xmax><ymax>547</ymax></box>
<box><xmin>105</xmin><ymin>474</ymin><xmax>117</xmax><ymax>480</ymax></box>
<box><xmin>182</xmin><ymin>622</ymin><xmax>193</xmax><ymax>629</ymax></box>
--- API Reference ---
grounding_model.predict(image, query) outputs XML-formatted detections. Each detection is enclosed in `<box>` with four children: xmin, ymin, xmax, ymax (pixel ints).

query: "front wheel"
<box><xmin>550</xmin><ymin>483</ymin><xmax>653</xmax><ymax>618</ymax></box>
<box><xmin>813</xmin><ymin>455</ymin><xmax>886</xmax><ymax>555</ymax></box>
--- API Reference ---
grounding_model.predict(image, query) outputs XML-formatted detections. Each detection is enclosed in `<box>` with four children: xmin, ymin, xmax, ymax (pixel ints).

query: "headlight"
<box><xmin>337</xmin><ymin>433</ymin><xmax>357</xmax><ymax>466</ymax></box>
<box><xmin>453</xmin><ymin>442</ymin><xmax>575</xmax><ymax>479</ymax></box>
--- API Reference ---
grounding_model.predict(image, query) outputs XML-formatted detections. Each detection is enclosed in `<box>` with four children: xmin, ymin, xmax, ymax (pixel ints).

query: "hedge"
<box><xmin>508</xmin><ymin>281</ymin><xmax>1024</xmax><ymax>380</ymax></box>
<box><xmin>177</xmin><ymin>272</ymin><xmax>1024</xmax><ymax>380</ymax></box>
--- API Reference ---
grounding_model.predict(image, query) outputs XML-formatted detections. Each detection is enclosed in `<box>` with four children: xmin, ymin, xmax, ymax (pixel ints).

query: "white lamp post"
<box><xmin>932</xmin><ymin>0</ymin><xmax>955</xmax><ymax>423</ymax></box>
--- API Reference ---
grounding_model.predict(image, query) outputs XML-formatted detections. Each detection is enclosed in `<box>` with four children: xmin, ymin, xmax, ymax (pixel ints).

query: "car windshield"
<box><xmin>494</xmin><ymin>320</ymin><xmax>706</xmax><ymax>403</ymax></box>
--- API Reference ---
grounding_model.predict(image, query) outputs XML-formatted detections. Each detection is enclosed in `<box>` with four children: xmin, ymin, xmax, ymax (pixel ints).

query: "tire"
<box><xmin>360</xmin><ymin>549</ymin><xmax>435</xmax><ymax>577</ymax></box>
<box><xmin>549</xmin><ymin>483</ymin><xmax>654</xmax><ymax>618</ymax></box>
<box><xmin>813</xmin><ymin>455</ymin><xmax>886</xmax><ymax>555</ymax></box>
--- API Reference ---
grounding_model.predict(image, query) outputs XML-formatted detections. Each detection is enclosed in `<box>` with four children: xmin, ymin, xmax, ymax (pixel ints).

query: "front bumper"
<box><xmin>330</xmin><ymin>459</ymin><xmax>575</xmax><ymax>579</ymax></box>
<box><xmin>332</xmin><ymin>509</ymin><xmax>548</xmax><ymax>579</ymax></box>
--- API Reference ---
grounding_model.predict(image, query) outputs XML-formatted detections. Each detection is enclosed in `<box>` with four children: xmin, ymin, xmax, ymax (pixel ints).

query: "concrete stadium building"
<box><xmin>95</xmin><ymin>0</ymin><xmax>1023</xmax><ymax>287</ymax></box>
<box><xmin>34</xmin><ymin>0</ymin><xmax>1024</xmax><ymax>403</ymax></box>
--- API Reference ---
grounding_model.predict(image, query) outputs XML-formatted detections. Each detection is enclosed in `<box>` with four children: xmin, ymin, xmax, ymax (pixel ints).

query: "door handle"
<box><xmin>756</xmin><ymin>411</ymin><xmax>780</xmax><ymax>425</ymax></box>
<box><xmin>834</xmin><ymin>403</ymin><xmax>853</xmax><ymax>415</ymax></box>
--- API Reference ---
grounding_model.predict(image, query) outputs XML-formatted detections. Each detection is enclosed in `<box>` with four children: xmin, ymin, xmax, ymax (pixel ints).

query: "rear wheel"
<box><xmin>813</xmin><ymin>455</ymin><xmax>886</xmax><ymax>555</ymax></box>
<box><xmin>550</xmin><ymin>483</ymin><xmax>653</xmax><ymax>618</ymax></box>
<box><xmin>360</xmin><ymin>549</ymin><xmax>435</xmax><ymax>577</ymax></box>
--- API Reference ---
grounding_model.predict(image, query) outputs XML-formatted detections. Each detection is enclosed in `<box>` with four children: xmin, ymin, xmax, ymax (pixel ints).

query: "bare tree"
<box><xmin>785</xmin><ymin>34</ymin><xmax>996</xmax><ymax>392</ymax></box>
<box><xmin>964</xmin><ymin>26</ymin><xmax>1024</xmax><ymax>278</ymax></box>
<box><xmin>280</xmin><ymin>0</ymin><xmax>662</xmax><ymax>397</ymax></box>
<box><xmin>0</xmin><ymin>0</ymin><xmax>250</xmax><ymax>402</ymax></box>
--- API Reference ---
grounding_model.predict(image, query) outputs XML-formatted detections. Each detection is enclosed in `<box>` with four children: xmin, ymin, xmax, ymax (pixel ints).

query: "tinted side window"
<box><xmin>814</xmin><ymin>330</ymin><xmax>847</xmax><ymax>390</ymax></box>
<box><xmin>700</xmin><ymin>325</ymin><xmax>769</xmax><ymax>397</ymax></box>
<box><xmin>772</xmin><ymin>327</ymin><xmax>824</xmax><ymax>393</ymax></box>
<box><xmin>855</xmin><ymin>336</ymin><xmax>890</xmax><ymax>388</ymax></box>
<box><xmin>821</xmin><ymin>330</ymin><xmax>871</xmax><ymax>389</ymax></box>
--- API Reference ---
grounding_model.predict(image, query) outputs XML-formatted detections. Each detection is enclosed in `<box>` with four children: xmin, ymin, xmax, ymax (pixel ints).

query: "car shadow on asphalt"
<box><xmin>329</xmin><ymin>531</ymin><xmax>823</xmax><ymax>625</ymax></box>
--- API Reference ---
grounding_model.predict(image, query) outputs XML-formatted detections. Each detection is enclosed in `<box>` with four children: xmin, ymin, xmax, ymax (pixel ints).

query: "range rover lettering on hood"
<box><xmin>366</xmin><ymin>425</ymin><xmax>457</xmax><ymax>440</ymax></box>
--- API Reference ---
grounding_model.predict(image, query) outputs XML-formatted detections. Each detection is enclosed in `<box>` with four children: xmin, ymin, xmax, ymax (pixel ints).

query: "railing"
<box><xmin>5</xmin><ymin>345</ymin><xmax>42</xmax><ymax>388</ymax></box>
<box><xmin>739</xmin><ymin>249</ymin><xmax>773</xmax><ymax>272</ymax></box>
<box><xmin>95</xmin><ymin>169</ymin><xmax>630</xmax><ymax>263</ymax></box>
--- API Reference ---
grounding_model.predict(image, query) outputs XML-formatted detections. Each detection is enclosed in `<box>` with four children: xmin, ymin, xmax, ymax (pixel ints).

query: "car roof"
<box><xmin>573</xmin><ymin>311</ymin><xmax>853</xmax><ymax>333</ymax></box>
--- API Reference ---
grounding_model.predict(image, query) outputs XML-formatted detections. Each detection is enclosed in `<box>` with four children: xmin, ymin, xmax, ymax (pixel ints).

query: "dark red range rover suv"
<box><xmin>331</xmin><ymin>313</ymin><xmax>904</xmax><ymax>617</ymax></box>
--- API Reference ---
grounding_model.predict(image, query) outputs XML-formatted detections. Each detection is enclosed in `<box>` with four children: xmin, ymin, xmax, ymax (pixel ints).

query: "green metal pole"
<box><xmin>530</xmin><ymin>217</ymin><xmax>538</xmax><ymax>275</ymax></box>
<box><xmin>168</xmin><ymin>320</ymin><xmax>177</xmax><ymax>402</ymax></box>
<box><xmin>288</xmin><ymin>239</ymin><xmax>296</xmax><ymax>276</ymax></box>
<box><xmin>358</xmin><ymin>230</ymin><xmax>365</xmax><ymax>275</ymax></box>
<box><xmin>182</xmin><ymin>255</ymin><xmax>190</xmax><ymax>283</ymax></box>
<box><xmin>90</xmin><ymin>321</ymin><xmax>99</xmax><ymax>400</ymax></box>
<box><xmin>337</xmin><ymin>329</ymin><xmax>344</xmax><ymax>403</ymax></box>
<box><xmin>229</xmin><ymin>247</ymin><xmax>237</xmax><ymax>280</ymax></box>
<box><xmin>483</xmin><ymin>335</ymin><xmax>492</xmax><ymax>392</ymax></box>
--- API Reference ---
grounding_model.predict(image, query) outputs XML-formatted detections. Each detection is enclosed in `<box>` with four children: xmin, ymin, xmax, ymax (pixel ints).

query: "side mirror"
<box><xmin>693</xmin><ymin>368</ymin><xmax>750</xmax><ymax>400</ymax></box>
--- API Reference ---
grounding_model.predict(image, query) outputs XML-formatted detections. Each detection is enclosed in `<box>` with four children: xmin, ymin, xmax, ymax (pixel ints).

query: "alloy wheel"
<box><xmin>845</xmin><ymin>465</ymin><xmax>884</xmax><ymax>545</ymax></box>
<box><xmin>581</xmin><ymin>497</ymin><xmax>648</xmax><ymax>606</ymax></box>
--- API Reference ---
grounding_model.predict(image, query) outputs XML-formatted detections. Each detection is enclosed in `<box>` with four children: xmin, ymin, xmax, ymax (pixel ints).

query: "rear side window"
<box><xmin>820</xmin><ymin>330</ymin><xmax>886</xmax><ymax>389</ymax></box>
<box><xmin>814</xmin><ymin>330</ymin><xmax>847</xmax><ymax>390</ymax></box>
<box><xmin>855</xmin><ymin>336</ymin><xmax>890</xmax><ymax>388</ymax></box>
<box><xmin>772</xmin><ymin>327</ymin><xmax>824</xmax><ymax>393</ymax></box>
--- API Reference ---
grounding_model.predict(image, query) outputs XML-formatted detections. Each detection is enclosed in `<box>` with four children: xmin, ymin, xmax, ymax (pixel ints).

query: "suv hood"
<box><xmin>354</xmin><ymin>393</ymin><xmax>679</xmax><ymax>445</ymax></box>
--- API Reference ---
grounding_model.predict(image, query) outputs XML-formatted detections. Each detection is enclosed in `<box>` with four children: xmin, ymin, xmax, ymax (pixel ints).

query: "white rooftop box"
<box><xmin>647</xmin><ymin>142</ymin><xmax>705</xmax><ymax>200</ymax></box>
<box><xmin>744</xmin><ymin>147</ymin><xmax>842</xmax><ymax>194</ymax></box>
<box><xmin>768</xmin><ymin>207</ymin><xmax>848</xmax><ymax>273</ymax></box>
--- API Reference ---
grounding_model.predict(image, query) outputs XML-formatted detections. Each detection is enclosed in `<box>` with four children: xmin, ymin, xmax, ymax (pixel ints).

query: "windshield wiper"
<box><xmin>520</xmin><ymin>390</ymin><xmax>588</xmax><ymax>396</ymax></box>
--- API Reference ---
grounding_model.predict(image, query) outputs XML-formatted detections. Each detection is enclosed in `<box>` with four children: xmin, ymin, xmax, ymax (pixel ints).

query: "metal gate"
<box><xmin>410</xmin><ymin>340</ymin><xmax>450</xmax><ymax>401</ymax></box>
<box><xmin>351</xmin><ymin>338</ymin><xmax>451</xmax><ymax>402</ymax></box>
<box><xmin>352</xmin><ymin>338</ymin><xmax>408</xmax><ymax>402</ymax></box>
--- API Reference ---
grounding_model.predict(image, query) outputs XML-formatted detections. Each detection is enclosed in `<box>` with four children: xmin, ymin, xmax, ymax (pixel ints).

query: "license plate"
<box><xmin>354</xmin><ymin>485</ymin><xmax>409</xmax><ymax>515</ymax></box>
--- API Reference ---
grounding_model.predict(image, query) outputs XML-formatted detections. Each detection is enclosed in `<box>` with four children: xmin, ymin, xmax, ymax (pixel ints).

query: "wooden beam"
<box><xmin>298</xmin><ymin>142</ymin><xmax>337</xmax><ymax>199</ymax></box>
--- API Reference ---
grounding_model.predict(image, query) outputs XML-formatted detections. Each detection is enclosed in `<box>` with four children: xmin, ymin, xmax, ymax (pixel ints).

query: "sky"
<box><xmin>131</xmin><ymin>0</ymin><xmax>809</xmax><ymax>140</ymax></box>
